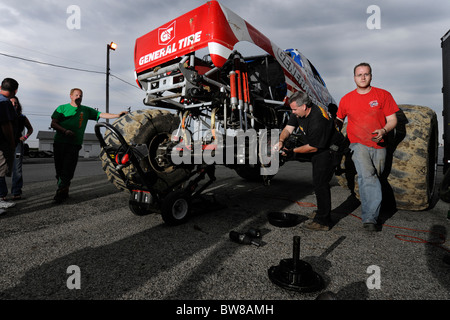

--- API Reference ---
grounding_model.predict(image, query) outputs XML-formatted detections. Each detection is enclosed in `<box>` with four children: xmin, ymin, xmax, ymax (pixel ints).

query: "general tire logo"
<box><xmin>158</xmin><ymin>21</ymin><xmax>176</xmax><ymax>45</ymax></box>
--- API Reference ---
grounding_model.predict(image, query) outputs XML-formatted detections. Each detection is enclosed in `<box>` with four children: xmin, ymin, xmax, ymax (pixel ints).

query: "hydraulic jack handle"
<box><xmin>95</xmin><ymin>122</ymin><xmax>129</xmax><ymax>149</ymax></box>
<box><xmin>94</xmin><ymin>122</ymin><xmax>155</xmax><ymax>193</ymax></box>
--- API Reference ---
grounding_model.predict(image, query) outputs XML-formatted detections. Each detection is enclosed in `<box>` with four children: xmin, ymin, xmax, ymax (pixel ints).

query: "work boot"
<box><xmin>363</xmin><ymin>223</ymin><xmax>380</xmax><ymax>232</ymax></box>
<box><xmin>307</xmin><ymin>210</ymin><xmax>318</xmax><ymax>219</ymax></box>
<box><xmin>53</xmin><ymin>187</ymin><xmax>69</xmax><ymax>203</ymax></box>
<box><xmin>302</xmin><ymin>220</ymin><xmax>329</xmax><ymax>231</ymax></box>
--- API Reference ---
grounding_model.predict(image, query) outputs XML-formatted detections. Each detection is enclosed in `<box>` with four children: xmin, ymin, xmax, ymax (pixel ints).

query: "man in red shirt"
<box><xmin>336</xmin><ymin>63</ymin><xmax>399</xmax><ymax>231</ymax></box>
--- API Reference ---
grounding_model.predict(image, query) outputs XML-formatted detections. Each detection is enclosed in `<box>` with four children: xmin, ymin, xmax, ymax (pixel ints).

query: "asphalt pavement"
<box><xmin>0</xmin><ymin>157</ymin><xmax>449</xmax><ymax>312</ymax></box>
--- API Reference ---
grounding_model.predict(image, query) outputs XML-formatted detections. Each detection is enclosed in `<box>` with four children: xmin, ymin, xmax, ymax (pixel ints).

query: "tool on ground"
<box><xmin>229</xmin><ymin>231</ymin><xmax>260</xmax><ymax>247</ymax></box>
<box><xmin>245</xmin><ymin>228</ymin><xmax>261</xmax><ymax>238</ymax></box>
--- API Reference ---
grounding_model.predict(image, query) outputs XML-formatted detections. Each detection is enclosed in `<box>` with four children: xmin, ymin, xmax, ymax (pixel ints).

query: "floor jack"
<box><xmin>95</xmin><ymin>122</ymin><xmax>217</xmax><ymax>225</ymax></box>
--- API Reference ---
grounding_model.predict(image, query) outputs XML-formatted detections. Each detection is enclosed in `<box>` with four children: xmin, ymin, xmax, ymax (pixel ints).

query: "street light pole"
<box><xmin>106</xmin><ymin>41</ymin><xmax>117</xmax><ymax>123</ymax></box>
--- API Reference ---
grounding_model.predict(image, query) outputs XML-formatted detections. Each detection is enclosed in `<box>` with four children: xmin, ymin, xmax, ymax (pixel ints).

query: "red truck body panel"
<box><xmin>135</xmin><ymin>1</ymin><xmax>237</xmax><ymax>73</ymax></box>
<box><xmin>134</xmin><ymin>0</ymin><xmax>335</xmax><ymax>107</ymax></box>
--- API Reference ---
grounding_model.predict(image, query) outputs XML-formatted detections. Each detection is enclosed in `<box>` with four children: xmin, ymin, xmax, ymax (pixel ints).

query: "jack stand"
<box><xmin>268</xmin><ymin>236</ymin><xmax>323</xmax><ymax>293</ymax></box>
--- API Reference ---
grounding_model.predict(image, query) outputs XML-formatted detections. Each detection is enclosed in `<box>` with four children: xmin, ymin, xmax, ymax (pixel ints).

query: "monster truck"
<box><xmin>95</xmin><ymin>0</ymin><xmax>438</xmax><ymax>225</ymax></box>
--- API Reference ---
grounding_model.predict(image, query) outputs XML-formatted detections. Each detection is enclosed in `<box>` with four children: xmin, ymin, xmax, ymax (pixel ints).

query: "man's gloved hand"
<box><xmin>281</xmin><ymin>147</ymin><xmax>294</xmax><ymax>159</ymax></box>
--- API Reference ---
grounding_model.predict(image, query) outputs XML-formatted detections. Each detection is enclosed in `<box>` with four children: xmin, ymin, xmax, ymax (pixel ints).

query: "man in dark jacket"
<box><xmin>0</xmin><ymin>78</ymin><xmax>19</xmax><ymax>210</ymax></box>
<box><xmin>275</xmin><ymin>91</ymin><xmax>344</xmax><ymax>231</ymax></box>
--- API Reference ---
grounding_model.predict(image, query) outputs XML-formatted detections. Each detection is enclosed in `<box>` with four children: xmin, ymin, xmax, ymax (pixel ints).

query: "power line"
<box><xmin>0</xmin><ymin>50</ymin><xmax>141</xmax><ymax>89</ymax></box>
<box><xmin>0</xmin><ymin>40</ymin><xmax>105</xmax><ymax>71</ymax></box>
<box><xmin>110</xmin><ymin>74</ymin><xmax>140</xmax><ymax>89</ymax></box>
<box><xmin>0</xmin><ymin>51</ymin><xmax>105</xmax><ymax>74</ymax></box>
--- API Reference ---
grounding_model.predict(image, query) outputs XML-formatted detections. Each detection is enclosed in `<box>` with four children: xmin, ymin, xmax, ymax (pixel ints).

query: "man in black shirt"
<box><xmin>275</xmin><ymin>91</ymin><xmax>343</xmax><ymax>231</ymax></box>
<box><xmin>0</xmin><ymin>78</ymin><xmax>19</xmax><ymax>210</ymax></box>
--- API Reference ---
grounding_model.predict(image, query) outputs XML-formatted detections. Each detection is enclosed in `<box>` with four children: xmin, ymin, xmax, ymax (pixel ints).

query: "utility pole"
<box><xmin>106</xmin><ymin>42</ymin><xmax>117</xmax><ymax>123</ymax></box>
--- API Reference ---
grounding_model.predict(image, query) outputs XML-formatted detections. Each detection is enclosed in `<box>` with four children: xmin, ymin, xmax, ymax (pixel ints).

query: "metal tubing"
<box><xmin>236</xmin><ymin>69</ymin><xmax>244</xmax><ymax>129</ymax></box>
<box><xmin>292</xmin><ymin>236</ymin><xmax>300</xmax><ymax>271</ymax></box>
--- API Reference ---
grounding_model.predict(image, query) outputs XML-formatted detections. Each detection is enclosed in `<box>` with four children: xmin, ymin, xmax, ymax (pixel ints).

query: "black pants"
<box><xmin>311</xmin><ymin>150</ymin><xmax>340</xmax><ymax>226</ymax></box>
<box><xmin>53</xmin><ymin>142</ymin><xmax>81</xmax><ymax>190</ymax></box>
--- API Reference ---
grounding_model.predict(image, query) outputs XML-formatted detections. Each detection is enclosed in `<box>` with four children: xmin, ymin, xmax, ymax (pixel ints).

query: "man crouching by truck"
<box><xmin>50</xmin><ymin>88</ymin><xmax>128</xmax><ymax>203</ymax></box>
<box><xmin>274</xmin><ymin>91</ymin><xmax>345</xmax><ymax>231</ymax></box>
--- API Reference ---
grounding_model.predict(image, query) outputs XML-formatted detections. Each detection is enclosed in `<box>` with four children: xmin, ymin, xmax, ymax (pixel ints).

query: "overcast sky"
<box><xmin>0</xmin><ymin>0</ymin><xmax>449</xmax><ymax>147</ymax></box>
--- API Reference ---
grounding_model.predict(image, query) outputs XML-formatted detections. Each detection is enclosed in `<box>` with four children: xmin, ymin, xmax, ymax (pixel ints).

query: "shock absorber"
<box><xmin>229</xmin><ymin>71</ymin><xmax>238</xmax><ymax>111</ymax></box>
<box><xmin>243</xmin><ymin>62</ymin><xmax>254</xmax><ymax>128</ymax></box>
<box><xmin>234</xmin><ymin>55</ymin><xmax>244</xmax><ymax>130</ymax></box>
<box><xmin>242</xmin><ymin>59</ymin><xmax>249</xmax><ymax>130</ymax></box>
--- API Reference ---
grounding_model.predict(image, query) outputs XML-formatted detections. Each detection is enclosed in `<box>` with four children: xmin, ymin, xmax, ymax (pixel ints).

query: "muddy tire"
<box><xmin>336</xmin><ymin>105</ymin><xmax>438</xmax><ymax>211</ymax></box>
<box><xmin>99</xmin><ymin>109</ymin><xmax>192</xmax><ymax>194</ymax></box>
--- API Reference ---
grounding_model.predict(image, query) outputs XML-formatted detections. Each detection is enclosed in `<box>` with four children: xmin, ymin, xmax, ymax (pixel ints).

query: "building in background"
<box><xmin>36</xmin><ymin>131</ymin><xmax>101</xmax><ymax>158</ymax></box>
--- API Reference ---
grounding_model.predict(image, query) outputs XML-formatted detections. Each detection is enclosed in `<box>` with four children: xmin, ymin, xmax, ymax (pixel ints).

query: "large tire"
<box><xmin>235</xmin><ymin>165</ymin><xmax>264</xmax><ymax>181</ymax></box>
<box><xmin>234</xmin><ymin>129</ymin><xmax>277</xmax><ymax>181</ymax></box>
<box><xmin>336</xmin><ymin>105</ymin><xmax>438</xmax><ymax>211</ymax></box>
<box><xmin>99</xmin><ymin>109</ymin><xmax>192</xmax><ymax>193</ymax></box>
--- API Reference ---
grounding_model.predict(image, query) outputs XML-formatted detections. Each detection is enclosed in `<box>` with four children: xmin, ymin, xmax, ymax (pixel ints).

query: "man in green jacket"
<box><xmin>51</xmin><ymin>88</ymin><xmax>127</xmax><ymax>203</ymax></box>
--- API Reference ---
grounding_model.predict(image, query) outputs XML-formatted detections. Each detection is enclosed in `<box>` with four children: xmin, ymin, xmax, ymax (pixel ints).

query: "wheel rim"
<box><xmin>172</xmin><ymin>198</ymin><xmax>188</xmax><ymax>220</ymax></box>
<box><xmin>148</xmin><ymin>132</ymin><xmax>175</xmax><ymax>173</ymax></box>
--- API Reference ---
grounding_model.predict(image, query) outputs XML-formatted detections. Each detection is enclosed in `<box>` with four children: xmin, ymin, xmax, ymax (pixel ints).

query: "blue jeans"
<box><xmin>0</xmin><ymin>142</ymin><xmax>24</xmax><ymax>197</ymax></box>
<box><xmin>349</xmin><ymin>143</ymin><xmax>386</xmax><ymax>224</ymax></box>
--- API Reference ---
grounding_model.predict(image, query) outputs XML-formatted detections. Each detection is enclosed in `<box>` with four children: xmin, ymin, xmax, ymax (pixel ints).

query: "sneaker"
<box><xmin>302</xmin><ymin>220</ymin><xmax>329</xmax><ymax>231</ymax></box>
<box><xmin>0</xmin><ymin>200</ymin><xmax>15</xmax><ymax>209</ymax></box>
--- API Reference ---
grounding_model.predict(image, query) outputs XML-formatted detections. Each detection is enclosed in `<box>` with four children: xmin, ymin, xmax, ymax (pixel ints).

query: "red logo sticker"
<box><xmin>158</xmin><ymin>21</ymin><xmax>176</xmax><ymax>45</ymax></box>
